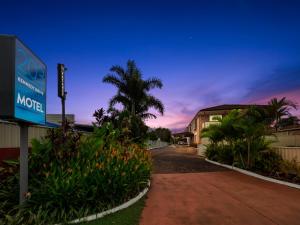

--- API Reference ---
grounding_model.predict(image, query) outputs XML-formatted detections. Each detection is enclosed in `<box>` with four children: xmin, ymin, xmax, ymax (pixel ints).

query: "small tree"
<box><xmin>202</xmin><ymin>124</ymin><xmax>224</xmax><ymax>149</ymax></box>
<box><xmin>267</xmin><ymin>97</ymin><xmax>298</xmax><ymax>131</ymax></box>
<box><xmin>154</xmin><ymin>128</ymin><xmax>172</xmax><ymax>142</ymax></box>
<box><xmin>236</xmin><ymin>106</ymin><xmax>266</xmax><ymax>168</ymax></box>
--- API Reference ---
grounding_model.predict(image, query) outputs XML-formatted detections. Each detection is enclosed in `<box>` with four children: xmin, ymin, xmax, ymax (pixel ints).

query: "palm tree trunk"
<box><xmin>131</xmin><ymin>102</ymin><xmax>135</xmax><ymax>116</ymax></box>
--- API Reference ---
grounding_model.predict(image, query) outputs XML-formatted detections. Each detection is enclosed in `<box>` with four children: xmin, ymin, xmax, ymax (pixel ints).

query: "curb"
<box><xmin>205</xmin><ymin>158</ymin><xmax>300</xmax><ymax>190</ymax></box>
<box><xmin>56</xmin><ymin>181</ymin><xmax>150</xmax><ymax>224</ymax></box>
<box><xmin>148</xmin><ymin>144</ymin><xmax>170</xmax><ymax>150</ymax></box>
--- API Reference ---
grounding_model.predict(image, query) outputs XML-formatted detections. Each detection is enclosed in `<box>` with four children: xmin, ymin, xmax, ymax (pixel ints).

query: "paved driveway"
<box><xmin>140</xmin><ymin>146</ymin><xmax>300</xmax><ymax>225</ymax></box>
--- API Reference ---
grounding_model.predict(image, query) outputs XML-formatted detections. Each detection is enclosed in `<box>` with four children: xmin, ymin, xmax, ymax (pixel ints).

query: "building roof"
<box><xmin>199</xmin><ymin>104</ymin><xmax>267</xmax><ymax>112</ymax></box>
<box><xmin>172</xmin><ymin>131</ymin><xmax>194</xmax><ymax>137</ymax></box>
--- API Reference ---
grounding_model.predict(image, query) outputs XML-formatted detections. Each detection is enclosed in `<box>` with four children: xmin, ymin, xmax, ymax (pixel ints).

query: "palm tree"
<box><xmin>102</xmin><ymin>60</ymin><xmax>164</xmax><ymax>119</ymax></box>
<box><xmin>236</xmin><ymin>106</ymin><xmax>266</xmax><ymax>168</ymax></box>
<box><xmin>202</xmin><ymin>124</ymin><xmax>224</xmax><ymax>148</ymax></box>
<box><xmin>267</xmin><ymin>97</ymin><xmax>298</xmax><ymax>131</ymax></box>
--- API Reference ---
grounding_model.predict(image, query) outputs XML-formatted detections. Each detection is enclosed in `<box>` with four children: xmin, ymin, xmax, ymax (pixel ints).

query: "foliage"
<box><xmin>93</xmin><ymin>108</ymin><xmax>149</xmax><ymax>144</ymax></box>
<box><xmin>102</xmin><ymin>60</ymin><xmax>164</xmax><ymax>119</ymax></box>
<box><xmin>205</xmin><ymin>145</ymin><xmax>233</xmax><ymax>164</ymax></box>
<box><xmin>255</xmin><ymin>150</ymin><xmax>283</xmax><ymax>174</ymax></box>
<box><xmin>279</xmin><ymin>159</ymin><xmax>300</xmax><ymax>182</ymax></box>
<box><xmin>277</xmin><ymin>116</ymin><xmax>300</xmax><ymax>129</ymax></box>
<box><xmin>267</xmin><ymin>97</ymin><xmax>298</xmax><ymax>131</ymax></box>
<box><xmin>0</xmin><ymin>124</ymin><xmax>151</xmax><ymax>225</ymax></box>
<box><xmin>202</xmin><ymin>124</ymin><xmax>224</xmax><ymax>146</ymax></box>
<box><xmin>202</xmin><ymin>106</ymin><xmax>270</xmax><ymax>169</ymax></box>
<box><xmin>148</xmin><ymin>130</ymin><xmax>158</xmax><ymax>141</ymax></box>
<box><xmin>93</xmin><ymin>108</ymin><xmax>112</xmax><ymax>127</ymax></box>
<box><xmin>203</xmin><ymin>99</ymin><xmax>300</xmax><ymax>184</ymax></box>
<box><xmin>147</xmin><ymin>128</ymin><xmax>171</xmax><ymax>142</ymax></box>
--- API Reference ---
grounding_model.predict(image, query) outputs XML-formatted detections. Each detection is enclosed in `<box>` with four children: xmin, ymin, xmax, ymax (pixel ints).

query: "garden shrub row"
<box><xmin>203</xmin><ymin>107</ymin><xmax>300</xmax><ymax>184</ymax></box>
<box><xmin>0</xmin><ymin>123</ymin><xmax>152</xmax><ymax>225</ymax></box>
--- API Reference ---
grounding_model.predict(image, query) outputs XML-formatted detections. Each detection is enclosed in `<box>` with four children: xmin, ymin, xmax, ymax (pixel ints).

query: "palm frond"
<box><xmin>110</xmin><ymin>65</ymin><xmax>126</xmax><ymax>79</ymax></box>
<box><xmin>145</xmin><ymin>95</ymin><xmax>164</xmax><ymax>115</ymax></box>
<box><xmin>144</xmin><ymin>77</ymin><xmax>163</xmax><ymax>90</ymax></box>
<box><xmin>139</xmin><ymin>113</ymin><xmax>157</xmax><ymax>120</ymax></box>
<box><xmin>102</xmin><ymin>74</ymin><xmax>122</xmax><ymax>88</ymax></box>
<box><xmin>109</xmin><ymin>94</ymin><xmax>131</xmax><ymax>109</ymax></box>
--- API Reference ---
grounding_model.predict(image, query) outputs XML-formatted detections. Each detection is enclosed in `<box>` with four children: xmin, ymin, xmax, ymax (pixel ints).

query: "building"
<box><xmin>186</xmin><ymin>104</ymin><xmax>267</xmax><ymax>145</ymax></box>
<box><xmin>46</xmin><ymin>114</ymin><xmax>75</xmax><ymax>126</ymax></box>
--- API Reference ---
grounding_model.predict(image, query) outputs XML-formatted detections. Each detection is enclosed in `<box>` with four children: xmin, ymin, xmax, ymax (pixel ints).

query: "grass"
<box><xmin>79</xmin><ymin>197</ymin><xmax>146</xmax><ymax>225</ymax></box>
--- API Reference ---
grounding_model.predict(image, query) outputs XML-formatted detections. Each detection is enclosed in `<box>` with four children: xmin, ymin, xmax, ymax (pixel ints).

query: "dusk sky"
<box><xmin>1</xmin><ymin>0</ymin><xmax>300</xmax><ymax>131</ymax></box>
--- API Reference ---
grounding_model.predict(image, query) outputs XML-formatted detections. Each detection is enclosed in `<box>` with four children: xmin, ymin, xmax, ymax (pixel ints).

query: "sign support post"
<box><xmin>57</xmin><ymin>63</ymin><xmax>67</xmax><ymax>135</ymax></box>
<box><xmin>19</xmin><ymin>123</ymin><xmax>28</xmax><ymax>204</ymax></box>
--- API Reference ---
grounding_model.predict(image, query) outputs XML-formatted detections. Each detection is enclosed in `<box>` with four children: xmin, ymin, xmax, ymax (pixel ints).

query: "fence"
<box><xmin>273</xmin><ymin>147</ymin><xmax>300</xmax><ymax>165</ymax></box>
<box><xmin>147</xmin><ymin>140</ymin><xmax>169</xmax><ymax>150</ymax></box>
<box><xmin>266</xmin><ymin>134</ymin><xmax>300</xmax><ymax>147</ymax></box>
<box><xmin>0</xmin><ymin>121</ymin><xmax>48</xmax><ymax>148</ymax></box>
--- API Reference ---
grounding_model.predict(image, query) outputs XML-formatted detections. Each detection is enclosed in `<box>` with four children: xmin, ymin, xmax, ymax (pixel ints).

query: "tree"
<box><xmin>102</xmin><ymin>60</ymin><xmax>164</xmax><ymax>120</ymax></box>
<box><xmin>277</xmin><ymin>116</ymin><xmax>299</xmax><ymax>129</ymax></box>
<box><xmin>202</xmin><ymin>124</ymin><xmax>224</xmax><ymax>148</ymax></box>
<box><xmin>154</xmin><ymin>128</ymin><xmax>172</xmax><ymax>142</ymax></box>
<box><xmin>148</xmin><ymin>130</ymin><xmax>158</xmax><ymax>141</ymax></box>
<box><xmin>267</xmin><ymin>97</ymin><xmax>298</xmax><ymax>131</ymax></box>
<box><xmin>235</xmin><ymin>106</ymin><xmax>266</xmax><ymax>168</ymax></box>
<box><xmin>93</xmin><ymin>108</ymin><xmax>110</xmax><ymax>127</ymax></box>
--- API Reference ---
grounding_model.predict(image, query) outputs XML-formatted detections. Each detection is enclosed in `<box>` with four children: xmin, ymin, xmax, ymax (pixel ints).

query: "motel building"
<box><xmin>185</xmin><ymin>104</ymin><xmax>267</xmax><ymax>145</ymax></box>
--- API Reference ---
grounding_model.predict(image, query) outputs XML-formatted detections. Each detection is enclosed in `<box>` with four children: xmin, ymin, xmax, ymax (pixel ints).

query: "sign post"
<box><xmin>19</xmin><ymin>123</ymin><xmax>28</xmax><ymax>203</ymax></box>
<box><xmin>0</xmin><ymin>35</ymin><xmax>47</xmax><ymax>204</ymax></box>
<box><xmin>57</xmin><ymin>63</ymin><xmax>67</xmax><ymax>134</ymax></box>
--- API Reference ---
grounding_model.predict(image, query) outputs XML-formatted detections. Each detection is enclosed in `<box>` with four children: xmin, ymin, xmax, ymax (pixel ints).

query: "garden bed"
<box><xmin>0</xmin><ymin>125</ymin><xmax>152</xmax><ymax>225</ymax></box>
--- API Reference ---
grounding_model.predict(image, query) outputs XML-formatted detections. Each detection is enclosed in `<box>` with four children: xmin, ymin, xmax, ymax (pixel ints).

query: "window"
<box><xmin>209</xmin><ymin>115</ymin><xmax>222</xmax><ymax>122</ymax></box>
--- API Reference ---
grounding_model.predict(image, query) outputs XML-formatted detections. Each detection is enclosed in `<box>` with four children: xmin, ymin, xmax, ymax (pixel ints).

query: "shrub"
<box><xmin>279</xmin><ymin>158</ymin><xmax>300</xmax><ymax>182</ymax></box>
<box><xmin>205</xmin><ymin>145</ymin><xmax>233</xmax><ymax>165</ymax></box>
<box><xmin>204</xmin><ymin>145</ymin><xmax>219</xmax><ymax>161</ymax></box>
<box><xmin>0</xmin><ymin>123</ymin><xmax>152</xmax><ymax>225</ymax></box>
<box><xmin>255</xmin><ymin>150</ymin><xmax>283</xmax><ymax>174</ymax></box>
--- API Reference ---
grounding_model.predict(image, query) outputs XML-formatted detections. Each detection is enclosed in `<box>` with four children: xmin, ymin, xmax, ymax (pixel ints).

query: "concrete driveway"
<box><xmin>140</xmin><ymin>145</ymin><xmax>300</xmax><ymax>225</ymax></box>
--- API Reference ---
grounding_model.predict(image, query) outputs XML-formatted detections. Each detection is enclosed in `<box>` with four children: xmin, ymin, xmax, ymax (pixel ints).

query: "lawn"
<box><xmin>80</xmin><ymin>197</ymin><xmax>146</xmax><ymax>225</ymax></box>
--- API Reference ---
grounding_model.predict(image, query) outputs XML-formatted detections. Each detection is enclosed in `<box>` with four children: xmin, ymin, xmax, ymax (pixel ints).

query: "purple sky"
<box><xmin>1</xmin><ymin>0</ymin><xmax>300</xmax><ymax>131</ymax></box>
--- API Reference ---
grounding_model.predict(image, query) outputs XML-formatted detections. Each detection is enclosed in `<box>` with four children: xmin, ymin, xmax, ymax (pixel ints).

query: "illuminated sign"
<box><xmin>0</xmin><ymin>36</ymin><xmax>47</xmax><ymax>125</ymax></box>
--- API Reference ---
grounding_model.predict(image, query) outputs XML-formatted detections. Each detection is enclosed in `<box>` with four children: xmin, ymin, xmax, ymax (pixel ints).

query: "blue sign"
<box><xmin>14</xmin><ymin>39</ymin><xmax>46</xmax><ymax>125</ymax></box>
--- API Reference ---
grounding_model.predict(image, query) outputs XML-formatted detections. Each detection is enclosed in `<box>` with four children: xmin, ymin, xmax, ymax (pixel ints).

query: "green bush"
<box><xmin>255</xmin><ymin>150</ymin><xmax>283</xmax><ymax>174</ymax></box>
<box><xmin>279</xmin><ymin>158</ymin><xmax>300</xmax><ymax>182</ymax></box>
<box><xmin>204</xmin><ymin>145</ymin><xmax>219</xmax><ymax>161</ymax></box>
<box><xmin>0</xmin><ymin>123</ymin><xmax>151</xmax><ymax>225</ymax></box>
<box><xmin>205</xmin><ymin>145</ymin><xmax>233</xmax><ymax>165</ymax></box>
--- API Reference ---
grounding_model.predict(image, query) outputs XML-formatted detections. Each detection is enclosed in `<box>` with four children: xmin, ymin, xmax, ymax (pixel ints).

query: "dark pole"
<box><xmin>19</xmin><ymin>123</ymin><xmax>28</xmax><ymax>204</ymax></box>
<box><xmin>57</xmin><ymin>63</ymin><xmax>67</xmax><ymax>135</ymax></box>
<box><xmin>61</xmin><ymin>93</ymin><xmax>66</xmax><ymax>135</ymax></box>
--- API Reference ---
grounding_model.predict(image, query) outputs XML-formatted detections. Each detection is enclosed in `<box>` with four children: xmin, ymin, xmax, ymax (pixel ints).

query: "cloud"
<box><xmin>245</xmin><ymin>66</ymin><xmax>300</xmax><ymax>102</ymax></box>
<box><xmin>142</xmin><ymin>65</ymin><xmax>300</xmax><ymax>131</ymax></box>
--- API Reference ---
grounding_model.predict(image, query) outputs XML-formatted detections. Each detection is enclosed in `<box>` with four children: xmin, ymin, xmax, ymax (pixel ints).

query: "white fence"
<box><xmin>266</xmin><ymin>134</ymin><xmax>300</xmax><ymax>147</ymax></box>
<box><xmin>147</xmin><ymin>140</ymin><xmax>169</xmax><ymax>150</ymax></box>
<box><xmin>273</xmin><ymin>147</ymin><xmax>300</xmax><ymax>165</ymax></box>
